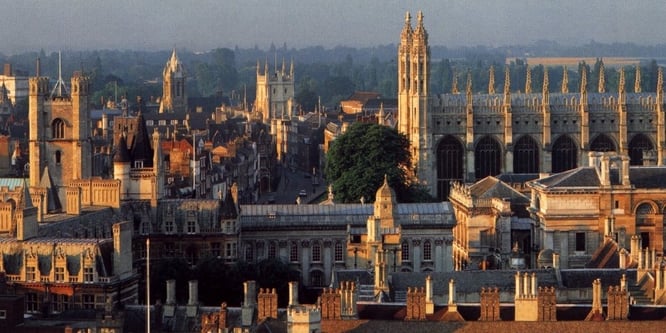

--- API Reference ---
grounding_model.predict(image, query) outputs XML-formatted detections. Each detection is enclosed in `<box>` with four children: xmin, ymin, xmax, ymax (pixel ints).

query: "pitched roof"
<box><xmin>468</xmin><ymin>176</ymin><xmax>529</xmax><ymax>204</ymax></box>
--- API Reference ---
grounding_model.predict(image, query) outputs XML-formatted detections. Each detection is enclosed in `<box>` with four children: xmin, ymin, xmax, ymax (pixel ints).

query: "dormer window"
<box><xmin>134</xmin><ymin>161</ymin><xmax>143</xmax><ymax>168</ymax></box>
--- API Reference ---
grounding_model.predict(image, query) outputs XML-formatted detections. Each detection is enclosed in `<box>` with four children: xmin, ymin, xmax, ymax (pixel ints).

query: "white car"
<box><xmin>298</xmin><ymin>189</ymin><xmax>307</xmax><ymax>197</ymax></box>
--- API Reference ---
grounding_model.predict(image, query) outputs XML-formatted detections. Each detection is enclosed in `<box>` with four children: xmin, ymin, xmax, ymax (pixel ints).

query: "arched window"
<box><xmin>629</xmin><ymin>134</ymin><xmax>654</xmax><ymax>166</ymax></box>
<box><xmin>636</xmin><ymin>202</ymin><xmax>655</xmax><ymax>226</ymax></box>
<box><xmin>290</xmin><ymin>242</ymin><xmax>299</xmax><ymax>262</ymax></box>
<box><xmin>552</xmin><ymin>135</ymin><xmax>577</xmax><ymax>173</ymax></box>
<box><xmin>436</xmin><ymin>135</ymin><xmax>464</xmax><ymax>200</ymax></box>
<box><xmin>311</xmin><ymin>242</ymin><xmax>321</xmax><ymax>262</ymax></box>
<box><xmin>334</xmin><ymin>242</ymin><xmax>344</xmax><ymax>262</ymax></box>
<box><xmin>401</xmin><ymin>241</ymin><xmax>410</xmax><ymax>262</ymax></box>
<box><xmin>475</xmin><ymin>136</ymin><xmax>502</xmax><ymax>179</ymax></box>
<box><xmin>268</xmin><ymin>242</ymin><xmax>277</xmax><ymax>259</ymax></box>
<box><xmin>590</xmin><ymin>134</ymin><xmax>616</xmax><ymax>152</ymax></box>
<box><xmin>423</xmin><ymin>240</ymin><xmax>432</xmax><ymax>261</ymax></box>
<box><xmin>513</xmin><ymin>135</ymin><xmax>539</xmax><ymax>173</ymax></box>
<box><xmin>310</xmin><ymin>270</ymin><xmax>324</xmax><ymax>287</ymax></box>
<box><xmin>52</xmin><ymin>119</ymin><xmax>65</xmax><ymax>139</ymax></box>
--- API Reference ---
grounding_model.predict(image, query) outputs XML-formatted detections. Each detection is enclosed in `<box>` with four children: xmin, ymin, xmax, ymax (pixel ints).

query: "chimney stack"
<box><xmin>289</xmin><ymin>281</ymin><xmax>299</xmax><ymax>307</ymax></box>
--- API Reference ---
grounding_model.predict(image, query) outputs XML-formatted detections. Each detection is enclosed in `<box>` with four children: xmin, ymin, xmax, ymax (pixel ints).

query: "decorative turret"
<box><xmin>451</xmin><ymin>72</ymin><xmax>459</xmax><ymax>94</ymax></box>
<box><xmin>466</xmin><ymin>70</ymin><xmax>473</xmax><ymax>101</ymax></box>
<box><xmin>525</xmin><ymin>65</ymin><xmax>532</xmax><ymax>94</ymax></box>
<box><xmin>542</xmin><ymin>68</ymin><xmax>549</xmax><ymax>104</ymax></box>
<box><xmin>561</xmin><ymin>66</ymin><xmax>569</xmax><ymax>93</ymax></box>
<box><xmin>618</xmin><ymin>68</ymin><xmax>628</xmax><ymax>154</ymax></box>
<box><xmin>634</xmin><ymin>65</ymin><xmax>642</xmax><ymax>93</ymax></box>
<box><xmin>598</xmin><ymin>61</ymin><xmax>606</xmax><ymax>93</ymax></box>
<box><xmin>488</xmin><ymin>65</ymin><xmax>496</xmax><ymax>94</ymax></box>
<box><xmin>373</xmin><ymin>175</ymin><xmax>397</xmax><ymax>229</ymax></box>
<box><xmin>503</xmin><ymin>65</ymin><xmax>511</xmax><ymax>105</ymax></box>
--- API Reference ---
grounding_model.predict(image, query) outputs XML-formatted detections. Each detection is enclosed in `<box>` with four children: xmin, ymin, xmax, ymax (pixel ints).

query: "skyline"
<box><xmin>2</xmin><ymin>1</ymin><xmax>666</xmax><ymax>54</ymax></box>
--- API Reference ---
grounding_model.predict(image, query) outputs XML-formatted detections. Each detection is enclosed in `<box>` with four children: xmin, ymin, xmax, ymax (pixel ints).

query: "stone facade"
<box><xmin>528</xmin><ymin>152</ymin><xmax>666</xmax><ymax>268</ymax></box>
<box><xmin>397</xmin><ymin>12</ymin><xmax>666</xmax><ymax>201</ymax></box>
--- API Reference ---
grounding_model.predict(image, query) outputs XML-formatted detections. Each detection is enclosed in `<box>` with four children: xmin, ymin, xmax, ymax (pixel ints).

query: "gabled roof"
<box><xmin>468</xmin><ymin>176</ymin><xmax>529</xmax><ymax>204</ymax></box>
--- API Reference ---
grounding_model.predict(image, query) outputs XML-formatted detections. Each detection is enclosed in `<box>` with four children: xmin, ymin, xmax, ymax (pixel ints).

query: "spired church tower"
<box><xmin>397</xmin><ymin>11</ymin><xmax>433</xmax><ymax>192</ymax></box>
<box><xmin>159</xmin><ymin>49</ymin><xmax>187</xmax><ymax>113</ymax></box>
<box><xmin>29</xmin><ymin>72</ymin><xmax>91</xmax><ymax>193</ymax></box>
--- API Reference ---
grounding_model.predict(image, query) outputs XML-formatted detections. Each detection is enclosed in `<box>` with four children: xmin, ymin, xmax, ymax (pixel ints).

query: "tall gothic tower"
<box><xmin>159</xmin><ymin>49</ymin><xmax>187</xmax><ymax>113</ymax></box>
<box><xmin>254</xmin><ymin>59</ymin><xmax>295</xmax><ymax>125</ymax></box>
<box><xmin>397</xmin><ymin>11</ymin><xmax>432</xmax><ymax>191</ymax></box>
<box><xmin>29</xmin><ymin>73</ymin><xmax>91</xmax><ymax>191</ymax></box>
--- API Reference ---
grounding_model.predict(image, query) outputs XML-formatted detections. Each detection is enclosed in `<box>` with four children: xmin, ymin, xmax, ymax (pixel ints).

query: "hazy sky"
<box><xmin>2</xmin><ymin>0</ymin><xmax>665</xmax><ymax>54</ymax></box>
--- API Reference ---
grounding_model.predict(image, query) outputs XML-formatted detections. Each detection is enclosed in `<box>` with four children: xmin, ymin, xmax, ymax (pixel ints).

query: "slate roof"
<box><xmin>391</xmin><ymin>270</ymin><xmax>560</xmax><ymax>295</ymax></box>
<box><xmin>239</xmin><ymin>202</ymin><xmax>454</xmax><ymax>230</ymax></box>
<box><xmin>531</xmin><ymin>165</ymin><xmax>666</xmax><ymax>190</ymax></box>
<box><xmin>468</xmin><ymin>176</ymin><xmax>529</xmax><ymax>204</ymax></box>
<box><xmin>530</xmin><ymin>167</ymin><xmax>602</xmax><ymax>189</ymax></box>
<box><xmin>559</xmin><ymin>269</ymin><xmax>637</xmax><ymax>289</ymax></box>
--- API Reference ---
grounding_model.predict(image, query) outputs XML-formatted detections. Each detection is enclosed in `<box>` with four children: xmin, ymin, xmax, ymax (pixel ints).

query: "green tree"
<box><xmin>325</xmin><ymin>122</ymin><xmax>432</xmax><ymax>203</ymax></box>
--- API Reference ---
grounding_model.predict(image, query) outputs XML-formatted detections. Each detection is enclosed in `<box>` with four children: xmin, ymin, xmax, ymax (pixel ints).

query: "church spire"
<box><xmin>634</xmin><ymin>65</ymin><xmax>642</xmax><ymax>93</ymax></box>
<box><xmin>452</xmin><ymin>72</ymin><xmax>459</xmax><ymax>94</ymax></box>
<box><xmin>561</xmin><ymin>66</ymin><xmax>569</xmax><ymax>93</ymax></box>
<box><xmin>598</xmin><ymin>61</ymin><xmax>606</xmax><ymax>93</ymax></box>
<box><xmin>488</xmin><ymin>65</ymin><xmax>495</xmax><ymax>94</ymax></box>
<box><xmin>503</xmin><ymin>65</ymin><xmax>511</xmax><ymax>104</ymax></box>
<box><xmin>525</xmin><ymin>65</ymin><xmax>532</xmax><ymax>94</ymax></box>
<box><xmin>400</xmin><ymin>11</ymin><xmax>413</xmax><ymax>42</ymax></box>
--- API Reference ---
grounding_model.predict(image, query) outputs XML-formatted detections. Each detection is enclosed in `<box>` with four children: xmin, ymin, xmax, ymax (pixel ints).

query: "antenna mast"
<box><xmin>50</xmin><ymin>51</ymin><xmax>69</xmax><ymax>98</ymax></box>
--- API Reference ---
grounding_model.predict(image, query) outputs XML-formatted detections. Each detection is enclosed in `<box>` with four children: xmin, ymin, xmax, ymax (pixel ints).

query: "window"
<box><xmin>52</xmin><ymin>118</ymin><xmax>65</xmax><ymax>139</ymax></box>
<box><xmin>245</xmin><ymin>245</ymin><xmax>254</xmax><ymax>262</ymax></box>
<box><xmin>211</xmin><ymin>242</ymin><xmax>221</xmax><ymax>257</ymax></box>
<box><xmin>312</xmin><ymin>242</ymin><xmax>321</xmax><ymax>262</ymax></box>
<box><xmin>334</xmin><ymin>242</ymin><xmax>344</xmax><ymax>262</ymax></box>
<box><xmin>55</xmin><ymin>267</ymin><xmax>65</xmax><ymax>282</ymax></box>
<box><xmin>25</xmin><ymin>293</ymin><xmax>38</xmax><ymax>312</ymax></box>
<box><xmin>0</xmin><ymin>309</ymin><xmax>6</xmax><ymax>319</ymax></box>
<box><xmin>82</xmin><ymin>294</ymin><xmax>95</xmax><ymax>309</ymax></box>
<box><xmin>55</xmin><ymin>151</ymin><xmax>62</xmax><ymax>165</ymax></box>
<box><xmin>26</xmin><ymin>266</ymin><xmax>36</xmax><ymax>281</ymax></box>
<box><xmin>52</xmin><ymin>294</ymin><xmax>69</xmax><ymax>313</ymax></box>
<box><xmin>84</xmin><ymin>267</ymin><xmax>94</xmax><ymax>282</ymax></box>
<box><xmin>423</xmin><ymin>240</ymin><xmax>432</xmax><ymax>261</ymax></box>
<box><xmin>134</xmin><ymin>161</ymin><xmax>144</xmax><ymax>168</ymax></box>
<box><xmin>146</xmin><ymin>120</ymin><xmax>154</xmax><ymax>126</ymax></box>
<box><xmin>164</xmin><ymin>220</ymin><xmax>175</xmax><ymax>234</ymax></box>
<box><xmin>268</xmin><ymin>242</ymin><xmax>277</xmax><ymax>259</ymax></box>
<box><xmin>575</xmin><ymin>232</ymin><xmax>586</xmax><ymax>252</ymax></box>
<box><xmin>401</xmin><ymin>241</ymin><xmax>410</xmax><ymax>261</ymax></box>
<box><xmin>171</xmin><ymin>119</ymin><xmax>179</xmax><ymax>125</ymax></box>
<box><xmin>290</xmin><ymin>242</ymin><xmax>299</xmax><ymax>262</ymax></box>
<box><xmin>158</xmin><ymin>119</ymin><xmax>167</xmax><ymax>126</ymax></box>
<box><xmin>311</xmin><ymin>270</ymin><xmax>324</xmax><ymax>287</ymax></box>
<box><xmin>226</xmin><ymin>242</ymin><xmax>237</xmax><ymax>258</ymax></box>
<box><xmin>187</xmin><ymin>220</ymin><xmax>197</xmax><ymax>234</ymax></box>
